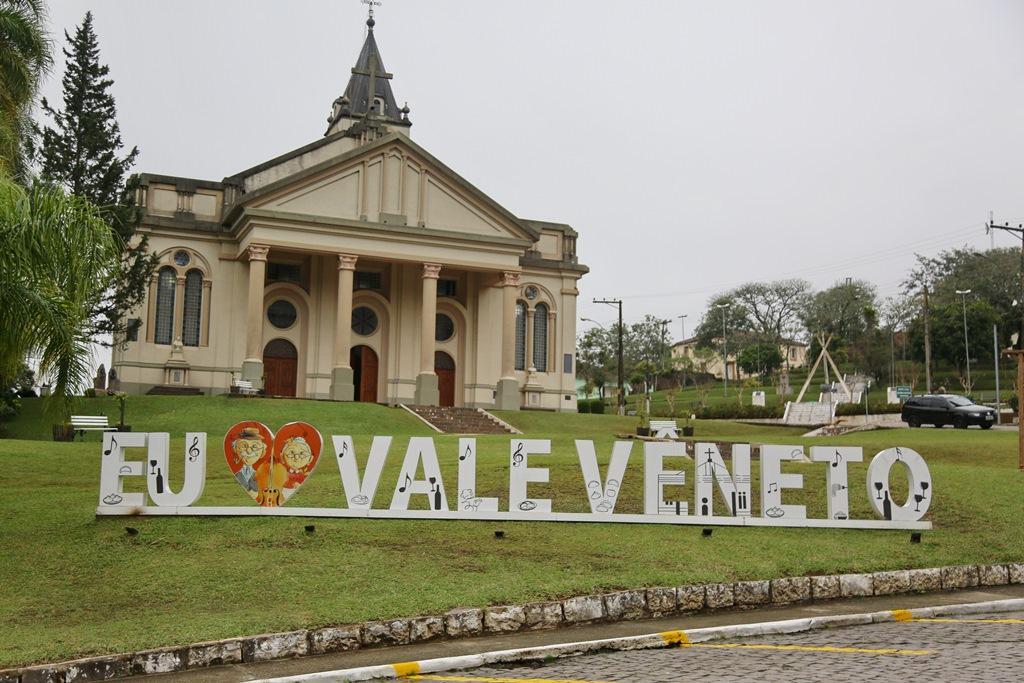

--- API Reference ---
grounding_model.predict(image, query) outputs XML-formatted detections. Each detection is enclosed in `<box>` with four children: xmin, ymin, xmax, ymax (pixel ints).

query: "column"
<box><xmin>330</xmin><ymin>254</ymin><xmax>359</xmax><ymax>401</ymax></box>
<box><xmin>241</xmin><ymin>244</ymin><xmax>269</xmax><ymax>386</ymax></box>
<box><xmin>495</xmin><ymin>270</ymin><xmax>521</xmax><ymax>410</ymax></box>
<box><xmin>414</xmin><ymin>263</ymin><xmax>442</xmax><ymax>405</ymax></box>
<box><xmin>172</xmin><ymin>275</ymin><xmax>186</xmax><ymax>343</ymax></box>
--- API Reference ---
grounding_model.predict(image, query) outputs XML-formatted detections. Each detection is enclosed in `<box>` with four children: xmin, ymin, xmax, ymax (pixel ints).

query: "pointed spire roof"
<box><xmin>326</xmin><ymin>16</ymin><xmax>410</xmax><ymax>134</ymax></box>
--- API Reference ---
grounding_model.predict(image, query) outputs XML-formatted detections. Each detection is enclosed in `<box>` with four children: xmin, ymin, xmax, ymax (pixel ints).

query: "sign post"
<box><xmin>895</xmin><ymin>385</ymin><xmax>912</xmax><ymax>401</ymax></box>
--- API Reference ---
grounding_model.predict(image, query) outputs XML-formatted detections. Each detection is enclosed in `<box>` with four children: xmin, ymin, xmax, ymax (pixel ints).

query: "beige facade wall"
<box><xmin>112</xmin><ymin>137</ymin><xmax>585</xmax><ymax>411</ymax></box>
<box><xmin>671</xmin><ymin>340</ymin><xmax>808</xmax><ymax>381</ymax></box>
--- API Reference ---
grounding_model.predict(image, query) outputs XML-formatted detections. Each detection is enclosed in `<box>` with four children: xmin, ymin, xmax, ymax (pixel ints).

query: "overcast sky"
<box><xmin>39</xmin><ymin>0</ymin><xmax>1024</xmax><ymax>363</ymax></box>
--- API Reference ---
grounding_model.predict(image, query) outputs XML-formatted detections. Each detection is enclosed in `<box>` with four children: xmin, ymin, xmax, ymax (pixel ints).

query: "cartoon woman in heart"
<box><xmin>271</xmin><ymin>422</ymin><xmax>323</xmax><ymax>503</ymax></box>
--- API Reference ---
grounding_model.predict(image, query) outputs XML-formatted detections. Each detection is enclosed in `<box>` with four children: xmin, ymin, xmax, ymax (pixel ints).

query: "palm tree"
<box><xmin>0</xmin><ymin>0</ymin><xmax>52</xmax><ymax>179</ymax></box>
<box><xmin>0</xmin><ymin>173</ymin><xmax>120</xmax><ymax>420</ymax></box>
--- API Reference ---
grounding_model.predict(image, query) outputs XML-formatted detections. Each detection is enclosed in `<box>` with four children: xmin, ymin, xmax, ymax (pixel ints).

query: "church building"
<box><xmin>111</xmin><ymin>14</ymin><xmax>587</xmax><ymax>411</ymax></box>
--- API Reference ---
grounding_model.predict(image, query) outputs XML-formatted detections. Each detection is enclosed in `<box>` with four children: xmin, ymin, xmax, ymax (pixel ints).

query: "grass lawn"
<box><xmin>1</xmin><ymin>396</ymin><xmax>1022</xmax><ymax>667</ymax></box>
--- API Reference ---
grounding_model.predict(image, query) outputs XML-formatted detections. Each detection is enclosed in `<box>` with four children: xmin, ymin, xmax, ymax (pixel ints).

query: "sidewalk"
<box><xmin>128</xmin><ymin>584</ymin><xmax>1024</xmax><ymax>682</ymax></box>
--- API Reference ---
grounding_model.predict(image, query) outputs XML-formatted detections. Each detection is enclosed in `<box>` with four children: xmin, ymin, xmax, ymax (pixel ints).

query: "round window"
<box><xmin>435</xmin><ymin>313</ymin><xmax>455</xmax><ymax>342</ymax></box>
<box><xmin>352</xmin><ymin>306</ymin><xmax>379</xmax><ymax>336</ymax></box>
<box><xmin>267</xmin><ymin>300</ymin><xmax>297</xmax><ymax>329</ymax></box>
<box><xmin>173</xmin><ymin>250</ymin><xmax>191</xmax><ymax>267</ymax></box>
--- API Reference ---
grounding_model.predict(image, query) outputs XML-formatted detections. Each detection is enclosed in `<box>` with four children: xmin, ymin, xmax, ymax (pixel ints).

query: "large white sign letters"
<box><xmin>96</xmin><ymin>424</ymin><xmax>933</xmax><ymax>530</ymax></box>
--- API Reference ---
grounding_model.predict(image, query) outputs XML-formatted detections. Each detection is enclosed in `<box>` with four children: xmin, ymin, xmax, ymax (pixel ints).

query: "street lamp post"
<box><xmin>956</xmin><ymin>289</ymin><xmax>972</xmax><ymax>390</ymax></box>
<box><xmin>715</xmin><ymin>303</ymin><xmax>729</xmax><ymax>396</ymax></box>
<box><xmin>677</xmin><ymin>314</ymin><xmax>688</xmax><ymax>387</ymax></box>
<box><xmin>594</xmin><ymin>299</ymin><xmax>625</xmax><ymax>415</ymax></box>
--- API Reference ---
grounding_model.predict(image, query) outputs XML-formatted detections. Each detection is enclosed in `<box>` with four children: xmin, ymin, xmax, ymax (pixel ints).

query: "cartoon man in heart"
<box><xmin>230</xmin><ymin>426</ymin><xmax>266</xmax><ymax>495</ymax></box>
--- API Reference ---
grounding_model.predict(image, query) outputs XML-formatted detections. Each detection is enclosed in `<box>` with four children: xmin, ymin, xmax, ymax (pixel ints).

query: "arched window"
<box><xmin>154</xmin><ymin>267</ymin><xmax>177</xmax><ymax>345</ymax></box>
<box><xmin>514</xmin><ymin>302</ymin><xmax>527</xmax><ymax>371</ymax></box>
<box><xmin>182</xmin><ymin>270</ymin><xmax>203</xmax><ymax>347</ymax></box>
<box><xmin>532</xmin><ymin>304</ymin><xmax>549</xmax><ymax>372</ymax></box>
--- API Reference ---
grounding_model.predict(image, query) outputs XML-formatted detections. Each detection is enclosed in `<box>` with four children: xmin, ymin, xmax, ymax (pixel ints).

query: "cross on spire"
<box><xmin>351</xmin><ymin>49</ymin><xmax>392</xmax><ymax>117</ymax></box>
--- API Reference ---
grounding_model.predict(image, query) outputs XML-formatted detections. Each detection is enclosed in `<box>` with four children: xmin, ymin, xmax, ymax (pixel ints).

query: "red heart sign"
<box><xmin>223</xmin><ymin>421</ymin><xmax>322</xmax><ymax>507</ymax></box>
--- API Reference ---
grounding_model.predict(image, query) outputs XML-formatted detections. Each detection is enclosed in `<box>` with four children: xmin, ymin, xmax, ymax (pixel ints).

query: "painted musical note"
<box><xmin>338</xmin><ymin>441</ymin><xmax>349</xmax><ymax>459</ymax></box>
<box><xmin>103</xmin><ymin>436</ymin><xmax>118</xmax><ymax>456</ymax></box>
<box><xmin>767</xmin><ymin>482</ymin><xmax>778</xmax><ymax>493</ymax></box>
<box><xmin>188</xmin><ymin>436</ymin><xmax>201</xmax><ymax>462</ymax></box>
<box><xmin>398</xmin><ymin>473</ymin><xmax>412</xmax><ymax>493</ymax></box>
<box><xmin>831</xmin><ymin>450</ymin><xmax>842</xmax><ymax>468</ymax></box>
<box><xmin>460</xmin><ymin>443</ymin><xmax>472</xmax><ymax>461</ymax></box>
<box><xmin>511</xmin><ymin>443</ymin><xmax>524</xmax><ymax>467</ymax></box>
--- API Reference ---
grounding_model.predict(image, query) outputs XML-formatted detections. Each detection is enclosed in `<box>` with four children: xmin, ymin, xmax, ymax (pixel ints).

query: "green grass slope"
<box><xmin>0</xmin><ymin>396</ymin><xmax>1021</xmax><ymax>667</ymax></box>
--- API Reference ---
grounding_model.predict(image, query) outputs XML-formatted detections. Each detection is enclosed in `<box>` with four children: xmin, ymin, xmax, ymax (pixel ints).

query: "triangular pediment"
<box><xmin>243</xmin><ymin>134</ymin><xmax>538</xmax><ymax>244</ymax></box>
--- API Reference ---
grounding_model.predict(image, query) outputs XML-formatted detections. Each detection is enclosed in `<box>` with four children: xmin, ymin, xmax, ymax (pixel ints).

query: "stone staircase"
<box><xmin>404</xmin><ymin>405</ymin><xmax>518</xmax><ymax>434</ymax></box>
<box><xmin>146</xmin><ymin>385</ymin><xmax>203</xmax><ymax>396</ymax></box>
<box><xmin>783</xmin><ymin>401</ymin><xmax>836</xmax><ymax>426</ymax></box>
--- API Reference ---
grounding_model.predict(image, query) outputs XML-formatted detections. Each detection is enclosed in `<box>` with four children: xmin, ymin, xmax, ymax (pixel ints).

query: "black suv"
<box><xmin>901</xmin><ymin>394</ymin><xmax>996</xmax><ymax>429</ymax></box>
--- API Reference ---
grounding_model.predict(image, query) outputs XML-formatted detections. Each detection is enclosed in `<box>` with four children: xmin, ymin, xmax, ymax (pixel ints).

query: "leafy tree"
<box><xmin>0</xmin><ymin>0</ymin><xmax>51</xmax><ymax>180</ymax></box>
<box><xmin>737</xmin><ymin>343</ymin><xmax>783</xmax><ymax>378</ymax></box>
<box><xmin>725</xmin><ymin>279</ymin><xmax>811</xmax><ymax>341</ymax></box>
<box><xmin>692</xmin><ymin>296</ymin><xmax>756</xmax><ymax>350</ymax></box>
<box><xmin>0</xmin><ymin>173</ymin><xmax>121</xmax><ymax>420</ymax></box>
<box><xmin>34</xmin><ymin>11</ymin><xmax>155</xmax><ymax>340</ymax></box>
<box><xmin>801</xmin><ymin>279</ymin><xmax>878</xmax><ymax>342</ymax></box>
<box><xmin>906</xmin><ymin>298</ymin><xmax>999</xmax><ymax>371</ymax></box>
<box><xmin>576</xmin><ymin>326</ymin><xmax>613</xmax><ymax>394</ymax></box>
<box><xmin>903</xmin><ymin>246</ymin><xmax>1021</xmax><ymax>349</ymax></box>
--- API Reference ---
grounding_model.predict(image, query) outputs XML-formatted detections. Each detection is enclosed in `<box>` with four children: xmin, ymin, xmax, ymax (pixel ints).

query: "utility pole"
<box><xmin>956</xmin><ymin>289</ymin><xmax>972</xmax><ymax>390</ymax></box>
<box><xmin>594</xmin><ymin>298</ymin><xmax>625</xmax><ymax>415</ymax></box>
<box><xmin>715</xmin><ymin>303</ymin><xmax>730</xmax><ymax>396</ymax></box>
<box><xmin>987</xmin><ymin>219</ymin><xmax>1024</xmax><ymax>469</ymax></box>
<box><xmin>994</xmin><ymin>324</ymin><xmax>1001</xmax><ymax>425</ymax></box>
<box><xmin>923</xmin><ymin>286</ymin><xmax>933</xmax><ymax>393</ymax></box>
<box><xmin>677</xmin><ymin>314</ymin><xmax>688</xmax><ymax>387</ymax></box>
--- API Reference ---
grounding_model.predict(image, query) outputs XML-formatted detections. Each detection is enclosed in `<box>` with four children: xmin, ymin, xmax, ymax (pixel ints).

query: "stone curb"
<box><xmin>4</xmin><ymin>562</ymin><xmax>1022</xmax><ymax>682</ymax></box>
<box><xmin>249</xmin><ymin>597</ymin><xmax>1024</xmax><ymax>682</ymax></box>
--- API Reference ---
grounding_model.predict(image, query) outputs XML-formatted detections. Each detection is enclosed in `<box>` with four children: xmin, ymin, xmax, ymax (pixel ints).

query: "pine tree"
<box><xmin>34</xmin><ymin>11</ymin><xmax>155</xmax><ymax>340</ymax></box>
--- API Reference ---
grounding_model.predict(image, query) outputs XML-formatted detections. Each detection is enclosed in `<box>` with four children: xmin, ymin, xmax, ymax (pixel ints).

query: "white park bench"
<box><xmin>649</xmin><ymin>419</ymin><xmax>680</xmax><ymax>439</ymax></box>
<box><xmin>70</xmin><ymin>415</ymin><xmax>115</xmax><ymax>439</ymax></box>
<box><xmin>231</xmin><ymin>379</ymin><xmax>258</xmax><ymax>396</ymax></box>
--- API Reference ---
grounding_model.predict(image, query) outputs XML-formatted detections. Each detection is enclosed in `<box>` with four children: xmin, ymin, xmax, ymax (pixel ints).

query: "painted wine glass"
<box><xmin>874</xmin><ymin>481</ymin><xmax>884</xmax><ymax>500</ymax></box>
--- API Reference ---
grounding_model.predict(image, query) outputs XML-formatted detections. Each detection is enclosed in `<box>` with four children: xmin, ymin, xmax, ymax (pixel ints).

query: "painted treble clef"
<box><xmin>511</xmin><ymin>443</ymin><xmax>524</xmax><ymax>468</ymax></box>
<box><xmin>188</xmin><ymin>435</ymin><xmax>201</xmax><ymax>462</ymax></box>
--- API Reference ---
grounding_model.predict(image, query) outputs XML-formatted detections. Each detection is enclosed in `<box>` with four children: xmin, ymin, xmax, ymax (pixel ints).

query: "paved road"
<box><xmin>402</xmin><ymin>610</ymin><xmax>1024</xmax><ymax>683</ymax></box>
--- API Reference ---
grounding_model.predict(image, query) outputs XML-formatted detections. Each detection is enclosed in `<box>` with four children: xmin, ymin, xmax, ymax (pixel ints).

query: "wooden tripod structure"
<box><xmin>794</xmin><ymin>333</ymin><xmax>852</xmax><ymax>404</ymax></box>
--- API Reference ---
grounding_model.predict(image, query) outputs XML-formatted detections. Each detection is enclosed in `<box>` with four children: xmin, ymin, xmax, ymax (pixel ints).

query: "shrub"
<box><xmin>690</xmin><ymin>404</ymin><xmax>784</xmax><ymax>420</ymax></box>
<box><xmin>835</xmin><ymin>401</ymin><xmax>902</xmax><ymax>416</ymax></box>
<box><xmin>84</xmin><ymin>388</ymin><xmax>97</xmax><ymax>398</ymax></box>
<box><xmin>578</xmin><ymin>399</ymin><xmax>590</xmax><ymax>414</ymax></box>
<box><xmin>590</xmin><ymin>399</ymin><xmax>605</xmax><ymax>414</ymax></box>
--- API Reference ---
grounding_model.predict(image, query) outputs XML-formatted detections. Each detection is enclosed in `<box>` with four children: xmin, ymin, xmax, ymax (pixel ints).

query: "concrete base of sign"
<box><xmin>95</xmin><ymin>505</ymin><xmax>932</xmax><ymax>529</ymax></box>
<box><xmin>494</xmin><ymin>378</ymin><xmax>520</xmax><ymax>411</ymax></box>
<box><xmin>240</xmin><ymin>360</ymin><xmax>264</xmax><ymax>390</ymax></box>
<box><xmin>414</xmin><ymin>373</ymin><xmax>439</xmax><ymax>406</ymax></box>
<box><xmin>329</xmin><ymin>367</ymin><xmax>355</xmax><ymax>402</ymax></box>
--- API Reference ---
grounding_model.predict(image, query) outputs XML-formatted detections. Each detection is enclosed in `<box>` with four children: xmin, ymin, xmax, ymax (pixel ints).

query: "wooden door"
<box><xmin>350</xmin><ymin>345</ymin><xmax>378</xmax><ymax>403</ymax></box>
<box><xmin>263</xmin><ymin>339</ymin><xmax>298</xmax><ymax>397</ymax></box>
<box><xmin>435</xmin><ymin>351</ymin><xmax>455</xmax><ymax>407</ymax></box>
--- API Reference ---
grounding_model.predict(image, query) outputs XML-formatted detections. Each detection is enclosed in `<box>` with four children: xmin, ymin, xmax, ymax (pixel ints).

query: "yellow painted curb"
<box><xmin>659</xmin><ymin>629</ymin><xmax>690</xmax><ymax>646</ymax></box>
<box><xmin>393</xmin><ymin>661</ymin><xmax>422</xmax><ymax>676</ymax></box>
<box><xmin>891</xmin><ymin>609</ymin><xmax>914</xmax><ymax>622</ymax></box>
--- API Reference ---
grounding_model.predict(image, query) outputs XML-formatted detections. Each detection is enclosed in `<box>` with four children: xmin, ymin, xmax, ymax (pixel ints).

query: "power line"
<box><xmin>617</xmin><ymin>222</ymin><xmax>985</xmax><ymax>301</ymax></box>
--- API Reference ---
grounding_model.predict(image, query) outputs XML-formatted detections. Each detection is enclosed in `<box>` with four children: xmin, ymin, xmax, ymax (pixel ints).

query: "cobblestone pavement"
<box><xmin>401</xmin><ymin>611</ymin><xmax>1024</xmax><ymax>683</ymax></box>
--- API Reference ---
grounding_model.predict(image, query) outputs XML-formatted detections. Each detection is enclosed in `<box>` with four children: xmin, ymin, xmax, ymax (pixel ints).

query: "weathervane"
<box><xmin>362</xmin><ymin>0</ymin><xmax>382</xmax><ymax>23</ymax></box>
